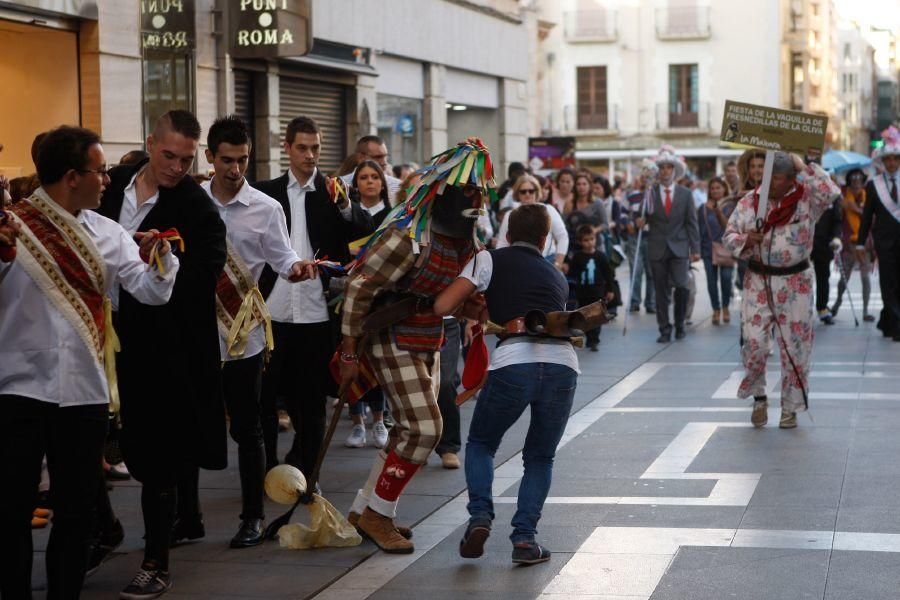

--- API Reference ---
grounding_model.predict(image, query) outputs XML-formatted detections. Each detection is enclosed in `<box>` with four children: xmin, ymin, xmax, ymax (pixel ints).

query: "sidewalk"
<box><xmin>32</xmin><ymin>268</ymin><xmax>897</xmax><ymax>599</ymax></box>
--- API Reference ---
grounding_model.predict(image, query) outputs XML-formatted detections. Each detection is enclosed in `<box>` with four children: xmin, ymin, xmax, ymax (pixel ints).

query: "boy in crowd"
<box><xmin>567</xmin><ymin>224</ymin><xmax>616</xmax><ymax>350</ymax></box>
<box><xmin>433</xmin><ymin>204</ymin><xmax>580</xmax><ymax>565</ymax></box>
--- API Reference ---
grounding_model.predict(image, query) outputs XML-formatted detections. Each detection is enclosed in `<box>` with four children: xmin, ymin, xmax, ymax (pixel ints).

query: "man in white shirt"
<box><xmin>201</xmin><ymin>115</ymin><xmax>314</xmax><ymax>548</ymax></box>
<box><xmin>0</xmin><ymin>126</ymin><xmax>177</xmax><ymax>599</ymax></box>
<box><xmin>253</xmin><ymin>116</ymin><xmax>373</xmax><ymax>483</ymax></box>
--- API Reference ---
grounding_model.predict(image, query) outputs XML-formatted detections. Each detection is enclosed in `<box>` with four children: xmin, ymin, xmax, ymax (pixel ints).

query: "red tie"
<box><xmin>664</xmin><ymin>187</ymin><xmax>672</xmax><ymax>216</ymax></box>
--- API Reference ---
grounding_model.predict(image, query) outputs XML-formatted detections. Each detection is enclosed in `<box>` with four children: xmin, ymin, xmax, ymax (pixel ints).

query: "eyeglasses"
<box><xmin>77</xmin><ymin>166</ymin><xmax>110</xmax><ymax>177</ymax></box>
<box><xmin>519</xmin><ymin>188</ymin><xmax>537</xmax><ymax>195</ymax></box>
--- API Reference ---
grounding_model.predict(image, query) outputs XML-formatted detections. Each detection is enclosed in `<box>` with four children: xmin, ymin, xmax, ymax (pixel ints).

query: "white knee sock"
<box><xmin>350</xmin><ymin>450</ymin><xmax>387</xmax><ymax>515</ymax></box>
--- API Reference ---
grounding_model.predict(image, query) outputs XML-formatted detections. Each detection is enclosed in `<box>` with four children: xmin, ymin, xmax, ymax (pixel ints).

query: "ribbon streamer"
<box><xmin>102</xmin><ymin>297</ymin><xmax>121</xmax><ymax>412</ymax></box>
<box><xmin>146</xmin><ymin>228</ymin><xmax>185</xmax><ymax>275</ymax></box>
<box><xmin>226</xmin><ymin>286</ymin><xmax>274</xmax><ymax>358</ymax></box>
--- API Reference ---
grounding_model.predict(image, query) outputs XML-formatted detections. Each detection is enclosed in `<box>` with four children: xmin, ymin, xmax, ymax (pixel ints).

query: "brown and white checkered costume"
<box><xmin>342</xmin><ymin>226</ymin><xmax>443</xmax><ymax>464</ymax></box>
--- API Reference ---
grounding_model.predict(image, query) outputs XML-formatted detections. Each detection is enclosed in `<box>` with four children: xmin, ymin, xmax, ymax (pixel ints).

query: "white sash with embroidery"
<box><xmin>873</xmin><ymin>175</ymin><xmax>900</xmax><ymax>224</ymax></box>
<box><xmin>215</xmin><ymin>241</ymin><xmax>273</xmax><ymax>358</ymax></box>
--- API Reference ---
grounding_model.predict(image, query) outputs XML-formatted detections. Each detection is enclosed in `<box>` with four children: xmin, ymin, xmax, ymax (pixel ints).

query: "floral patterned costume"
<box><xmin>722</xmin><ymin>163</ymin><xmax>840</xmax><ymax>412</ymax></box>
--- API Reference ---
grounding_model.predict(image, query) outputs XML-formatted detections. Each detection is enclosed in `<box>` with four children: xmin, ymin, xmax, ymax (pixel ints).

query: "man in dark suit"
<box><xmin>252</xmin><ymin>116</ymin><xmax>373</xmax><ymax>482</ymax></box>
<box><xmin>811</xmin><ymin>197</ymin><xmax>842</xmax><ymax>324</ymax></box>
<box><xmin>640</xmin><ymin>148</ymin><xmax>700</xmax><ymax>342</ymax></box>
<box><xmin>96</xmin><ymin>110</ymin><xmax>226</xmax><ymax>598</ymax></box>
<box><xmin>857</xmin><ymin>128</ymin><xmax>900</xmax><ymax>341</ymax></box>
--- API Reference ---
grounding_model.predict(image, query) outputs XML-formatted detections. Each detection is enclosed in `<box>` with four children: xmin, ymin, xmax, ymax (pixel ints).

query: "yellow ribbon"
<box><xmin>226</xmin><ymin>286</ymin><xmax>274</xmax><ymax>358</ymax></box>
<box><xmin>103</xmin><ymin>297</ymin><xmax>121</xmax><ymax>413</ymax></box>
<box><xmin>148</xmin><ymin>232</ymin><xmax>185</xmax><ymax>275</ymax></box>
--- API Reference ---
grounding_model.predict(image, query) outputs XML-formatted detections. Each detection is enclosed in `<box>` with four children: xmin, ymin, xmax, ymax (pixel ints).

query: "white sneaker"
<box><xmin>372</xmin><ymin>421</ymin><xmax>388</xmax><ymax>449</ymax></box>
<box><xmin>345</xmin><ymin>425</ymin><xmax>367</xmax><ymax>448</ymax></box>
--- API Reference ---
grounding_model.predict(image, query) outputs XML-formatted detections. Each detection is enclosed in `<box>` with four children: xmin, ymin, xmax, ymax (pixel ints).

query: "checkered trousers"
<box><xmin>367</xmin><ymin>329</ymin><xmax>442</xmax><ymax>464</ymax></box>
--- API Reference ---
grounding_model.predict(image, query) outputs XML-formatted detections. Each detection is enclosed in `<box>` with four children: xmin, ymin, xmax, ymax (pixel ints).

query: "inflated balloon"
<box><xmin>264</xmin><ymin>464</ymin><xmax>307</xmax><ymax>505</ymax></box>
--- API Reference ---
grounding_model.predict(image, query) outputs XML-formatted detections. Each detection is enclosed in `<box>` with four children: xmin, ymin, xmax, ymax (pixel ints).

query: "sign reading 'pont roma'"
<box><xmin>141</xmin><ymin>0</ymin><xmax>195</xmax><ymax>51</ymax></box>
<box><xmin>228</xmin><ymin>0</ymin><xmax>311</xmax><ymax>59</ymax></box>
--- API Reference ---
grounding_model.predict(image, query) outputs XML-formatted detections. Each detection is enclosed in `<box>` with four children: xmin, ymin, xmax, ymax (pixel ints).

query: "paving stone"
<box><xmin>824</xmin><ymin>551</ymin><xmax>900</xmax><ymax>600</ymax></box>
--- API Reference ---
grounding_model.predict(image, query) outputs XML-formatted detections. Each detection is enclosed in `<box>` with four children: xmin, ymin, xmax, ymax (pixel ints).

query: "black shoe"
<box><xmin>629</xmin><ymin>306</ymin><xmax>640</xmax><ymax>313</ymax></box>
<box><xmin>863</xmin><ymin>314</ymin><xmax>875</xmax><ymax>322</ymax></box>
<box><xmin>86</xmin><ymin>520</ymin><xmax>125</xmax><ymax>577</ymax></box>
<box><xmin>170</xmin><ymin>515</ymin><xmax>204</xmax><ymax>546</ymax></box>
<box><xmin>645</xmin><ymin>308</ymin><xmax>656</xmax><ymax>314</ymax></box>
<box><xmin>656</xmin><ymin>333</ymin><xmax>671</xmax><ymax>343</ymax></box>
<box><xmin>230</xmin><ymin>518</ymin><xmax>265</xmax><ymax>548</ymax></box>
<box><xmin>512</xmin><ymin>541</ymin><xmax>551</xmax><ymax>565</ymax></box>
<box><xmin>830</xmin><ymin>304</ymin><xmax>840</xmax><ymax>317</ymax></box>
<box><xmin>589</xmin><ymin>344</ymin><xmax>599</xmax><ymax>352</ymax></box>
<box><xmin>893</xmin><ymin>334</ymin><xmax>900</xmax><ymax>342</ymax></box>
<box><xmin>459</xmin><ymin>520</ymin><xmax>491</xmax><ymax>559</ymax></box>
<box><xmin>120</xmin><ymin>567</ymin><xmax>171</xmax><ymax>600</ymax></box>
<box><xmin>675</xmin><ymin>328</ymin><xmax>686</xmax><ymax>340</ymax></box>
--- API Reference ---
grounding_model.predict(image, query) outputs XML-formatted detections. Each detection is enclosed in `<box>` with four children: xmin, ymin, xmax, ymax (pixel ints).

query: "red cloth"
<box><xmin>664</xmin><ymin>188</ymin><xmax>672</xmax><ymax>216</ymax></box>
<box><xmin>374</xmin><ymin>451</ymin><xmax>421</xmax><ymax>502</ymax></box>
<box><xmin>460</xmin><ymin>324</ymin><xmax>489</xmax><ymax>390</ymax></box>
<box><xmin>328</xmin><ymin>350</ymin><xmax>379</xmax><ymax>405</ymax></box>
<box><xmin>753</xmin><ymin>184</ymin><xmax>805</xmax><ymax>232</ymax></box>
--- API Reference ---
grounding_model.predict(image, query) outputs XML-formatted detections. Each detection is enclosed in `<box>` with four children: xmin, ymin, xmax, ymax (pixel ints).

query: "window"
<box><xmin>668</xmin><ymin>64</ymin><xmax>698</xmax><ymax>127</ymax></box>
<box><xmin>577</xmin><ymin>66</ymin><xmax>609</xmax><ymax>129</ymax></box>
<box><xmin>142</xmin><ymin>50</ymin><xmax>194</xmax><ymax>138</ymax></box>
<box><xmin>790</xmin><ymin>52</ymin><xmax>804</xmax><ymax>110</ymax></box>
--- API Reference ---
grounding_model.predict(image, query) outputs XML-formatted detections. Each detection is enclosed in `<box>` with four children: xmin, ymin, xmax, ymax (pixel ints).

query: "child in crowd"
<box><xmin>567</xmin><ymin>224</ymin><xmax>616</xmax><ymax>350</ymax></box>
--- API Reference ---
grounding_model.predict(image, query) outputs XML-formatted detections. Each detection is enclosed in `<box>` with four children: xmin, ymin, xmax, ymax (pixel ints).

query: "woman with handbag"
<box><xmin>699</xmin><ymin>176</ymin><xmax>736</xmax><ymax>325</ymax></box>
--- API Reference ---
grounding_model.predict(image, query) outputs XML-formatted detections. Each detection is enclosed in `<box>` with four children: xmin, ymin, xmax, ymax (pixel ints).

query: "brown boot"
<box><xmin>348</xmin><ymin>510</ymin><xmax>413</xmax><ymax>540</ymax></box>
<box><xmin>712</xmin><ymin>310</ymin><xmax>721</xmax><ymax>325</ymax></box>
<box><xmin>722</xmin><ymin>307</ymin><xmax>731</xmax><ymax>323</ymax></box>
<box><xmin>357</xmin><ymin>507</ymin><xmax>414</xmax><ymax>554</ymax></box>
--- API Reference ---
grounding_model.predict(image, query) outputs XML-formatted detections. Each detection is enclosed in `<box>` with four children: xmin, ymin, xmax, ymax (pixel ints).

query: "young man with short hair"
<box><xmin>0</xmin><ymin>125</ymin><xmax>178</xmax><ymax>598</ymax></box>
<box><xmin>97</xmin><ymin>109</ymin><xmax>227</xmax><ymax>598</ymax></box>
<box><xmin>201</xmin><ymin>115</ymin><xmax>315</xmax><ymax>548</ymax></box>
<box><xmin>433</xmin><ymin>203</ymin><xmax>580</xmax><ymax>565</ymax></box>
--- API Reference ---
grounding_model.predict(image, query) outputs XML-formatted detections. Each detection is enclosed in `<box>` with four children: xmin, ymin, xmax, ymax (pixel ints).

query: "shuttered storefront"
<box><xmin>233</xmin><ymin>70</ymin><xmax>256</xmax><ymax>181</ymax></box>
<box><xmin>278</xmin><ymin>77</ymin><xmax>346</xmax><ymax>174</ymax></box>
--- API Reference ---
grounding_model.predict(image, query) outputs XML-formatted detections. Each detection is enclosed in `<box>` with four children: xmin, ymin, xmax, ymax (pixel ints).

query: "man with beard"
<box><xmin>338</xmin><ymin>139</ymin><xmax>496</xmax><ymax>554</ymax></box>
<box><xmin>96</xmin><ymin>110</ymin><xmax>227</xmax><ymax>599</ymax></box>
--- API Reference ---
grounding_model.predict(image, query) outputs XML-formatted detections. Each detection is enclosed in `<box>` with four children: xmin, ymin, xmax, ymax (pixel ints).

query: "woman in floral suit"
<box><xmin>723</xmin><ymin>152</ymin><xmax>840</xmax><ymax>429</ymax></box>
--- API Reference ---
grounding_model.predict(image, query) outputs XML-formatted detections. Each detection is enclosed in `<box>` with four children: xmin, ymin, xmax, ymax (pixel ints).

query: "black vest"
<box><xmin>485</xmin><ymin>245</ymin><xmax>569</xmax><ymax>325</ymax></box>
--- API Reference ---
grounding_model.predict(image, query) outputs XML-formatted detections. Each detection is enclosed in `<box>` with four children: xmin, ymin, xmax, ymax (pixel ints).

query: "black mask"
<box><xmin>430</xmin><ymin>185</ymin><xmax>480</xmax><ymax>239</ymax></box>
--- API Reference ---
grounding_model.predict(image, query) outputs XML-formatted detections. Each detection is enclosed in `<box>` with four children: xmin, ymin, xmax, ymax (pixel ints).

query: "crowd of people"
<box><xmin>1</xmin><ymin>108</ymin><xmax>899</xmax><ymax>600</ymax></box>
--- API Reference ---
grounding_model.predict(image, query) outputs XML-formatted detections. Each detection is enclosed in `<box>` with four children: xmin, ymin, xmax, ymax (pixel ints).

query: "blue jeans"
<box><xmin>465</xmin><ymin>363</ymin><xmax>577</xmax><ymax>543</ymax></box>
<box><xmin>349</xmin><ymin>387</ymin><xmax>385</xmax><ymax>416</ymax></box>
<box><xmin>702</xmin><ymin>257</ymin><xmax>734</xmax><ymax>311</ymax></box>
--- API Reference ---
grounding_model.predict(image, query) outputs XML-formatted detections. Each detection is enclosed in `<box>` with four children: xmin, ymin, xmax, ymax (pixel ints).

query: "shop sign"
<box><xmin>229</xmin><ymin>0</ymin><xmax>311</xmax><ymax>59</ymax></box>
<box><xmin>720</xmin><ymin>100</ymin><xmax>828</xmax><ymax>160</ymax></box>
<box><xmin>528</xmin><ymin>137</ymin><xmax>576</xmax><ymax>173</ymax></box>
<box><xmin>141</xmin><ymin>0</ymin><xmax>195</xmax><ymax>51</ymax></box>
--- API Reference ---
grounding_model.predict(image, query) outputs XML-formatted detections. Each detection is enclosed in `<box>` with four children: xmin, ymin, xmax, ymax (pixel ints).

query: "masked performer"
<box><xmin>338</xmin><ymin>139</ymin><xmax>496</xmax><ymax>554</ymax></box>
<box><xmin>722</xmin><ymin>152</ymin><xmax>840</xmax><ymax>429</ymax></box>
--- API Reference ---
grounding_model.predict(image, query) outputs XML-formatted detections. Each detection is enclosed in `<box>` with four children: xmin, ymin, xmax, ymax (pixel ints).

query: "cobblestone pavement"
<box><xmin>32</xmin><ymin>270</ymin><xmax>899</xmax><ymax>599</ymax></box>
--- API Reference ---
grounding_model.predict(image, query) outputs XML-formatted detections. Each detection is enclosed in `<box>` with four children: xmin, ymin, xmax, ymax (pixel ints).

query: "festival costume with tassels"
<box><xmin>0</xmin><ymin>188</ymin><xmax>178</xmax><ymax>409</ymax></box>
<box><xmin>341</xmin><ymin>139</ymin><xmax>497</xmax><ymax>524</ymax></box>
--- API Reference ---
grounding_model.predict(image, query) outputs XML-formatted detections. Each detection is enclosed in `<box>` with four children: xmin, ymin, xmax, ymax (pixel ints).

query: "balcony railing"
<box><xmin>656</xmin><ymin>6</ymin><xmax>711</xmax><ymax>40</ymax></box>
<box><xmin>563</xmin><ymin>9</ymin><xmax>617</xmax><ymax>42</ymax></box>
<box><xmin>655</xmin><ymin>102</ymin><xmax>711</xmax><ymax>131</ymax></box>
<box><xmin>564</xmin><ymin>104</ymin><xmax>619</xmax><ymax>133</ymax></box>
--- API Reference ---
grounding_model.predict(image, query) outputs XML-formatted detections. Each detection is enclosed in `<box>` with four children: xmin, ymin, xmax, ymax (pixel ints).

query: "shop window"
<box><xmin>376</xmin><ymin>94</ymin><xmax>423</xmax><ymax>168</ymax></box>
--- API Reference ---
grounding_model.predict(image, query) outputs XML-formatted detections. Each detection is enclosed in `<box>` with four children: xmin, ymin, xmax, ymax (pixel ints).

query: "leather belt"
<box><xmin>747</xmin><ymin>259</ymin><xmax>809</xmax><ymax>276</ymax></box>
<box><xmin>499</xmin><ymin>317</ymin><xmax>528</xmax><ymax>336</ymax></box>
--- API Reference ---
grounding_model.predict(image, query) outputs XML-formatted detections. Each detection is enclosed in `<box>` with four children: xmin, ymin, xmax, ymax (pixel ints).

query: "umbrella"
<box><xmin>822</xmin><ymin>150</ymin><xmax>872</xmax><ymax>173</ymax></box>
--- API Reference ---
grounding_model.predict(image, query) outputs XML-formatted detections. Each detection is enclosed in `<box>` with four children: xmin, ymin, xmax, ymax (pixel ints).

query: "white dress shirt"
<box><xmin>0</xmin><ymin>201</ymin><xmax>178</xmax><ymax>407</ymax></box>
<box><xmin>202</xmin><ymin>178</ymin><xmax>302</xmax><ymax>360</ymax></box>
<box><xmin>267</xmin><ymin>168</ymin><xmax>353</xmax><ymax>324</ymax></box>
<box><xmin>110</xmin><ymin>168</ymin><xmax>160</xmax><ymax>310</ymax></box>
<box><xmin>658</xmin><ymin>183</ymin><xmax>676</xmax><ymax>210</ymax></box>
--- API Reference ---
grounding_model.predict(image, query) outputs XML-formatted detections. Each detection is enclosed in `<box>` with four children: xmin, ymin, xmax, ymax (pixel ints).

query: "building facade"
<box><xmin>835</xmin><ymin>23</ymin><xmax>876</xmax><ymax>152</ymax></box>
<box><xmin>532</xmin><ymin>0</ymin><xmax>861</xmax><ymax>179</ymax></box>
<box><xmin>0</xmin><ymin>0</ymin><xmax>530</xmax><ymax>181</ymax></box>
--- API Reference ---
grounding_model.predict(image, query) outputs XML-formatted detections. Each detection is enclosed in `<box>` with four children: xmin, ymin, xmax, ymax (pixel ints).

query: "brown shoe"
<box><xmin>751</xmin><ymin>398</ymin><xmax>768</xmax><ymax>428</ymax></box>
<box><xmin>357</xmin><ymin>507</ymin><xmax>414</xmax><ymax>554</ymax></box>
<box><xmin>712</xmin><ymin>310</ymin><xmax>721</xmax><ymax>325</ymax></box>
<box><xmin>722</xmin><ymin>307</ymin><xmax>731</xmax><ymax>323</ymax></box>
<box><xmin>441</xmin><ymin>452</ymin><xmax>460</xmax><ymax>469</ymax></box>
<box><xmin>348</xmin><ymin>510</ymin><xmax>413</xmax><ymax>540</ymax></box>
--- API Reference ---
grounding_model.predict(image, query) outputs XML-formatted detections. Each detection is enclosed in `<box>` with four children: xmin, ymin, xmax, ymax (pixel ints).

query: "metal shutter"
<box><xmin>279</xmin><ymin>77</ymin><xmax>346</xmax><ymax>174</ymax></box>
<box><xmin>233</xmin><ymin>70</ymin><xmax>257</xmax><ymax>181</ymax></box>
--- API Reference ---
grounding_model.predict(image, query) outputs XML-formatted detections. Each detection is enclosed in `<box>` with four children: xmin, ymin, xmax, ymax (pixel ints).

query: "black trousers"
<box><xmin>260</xmin><ymin>321</ymin><xmax>333</xmax><ymax>481</ymax></box>
<box><xmin>436</xmin><ymin>319</ymin><xmax>462</xmax><ymax>456</ymax></box>
<box><xmin>875</xmin><ymin>244</ymin><xmax>900</xmax><ymax>337</ymax></box>
<box><xmin>0</xmin><ymin>395</ymin><xmax>107</xmax><ymax>600</ymax></box>
<box><xmin>812</xmin><ymin>251</ymin><xmax>833</xmax><ymax>312</ymax></box>
<box><xmin>222</xmin><ymin>352</ymin><xmax>265</xmax><ymax>520</ymax></box>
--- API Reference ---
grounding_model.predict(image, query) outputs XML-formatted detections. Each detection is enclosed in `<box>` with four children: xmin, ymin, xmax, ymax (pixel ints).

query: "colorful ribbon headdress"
<box><xmin>353</xmin><ymin>137</ymin><xmax>498</xmax><ymax>261</ymax></box>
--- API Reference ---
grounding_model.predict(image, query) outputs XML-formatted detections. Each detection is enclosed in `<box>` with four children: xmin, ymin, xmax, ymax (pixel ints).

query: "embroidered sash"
<box><xmin>215</xmin><ymin>241</ymin><xmax>274</xmax><ymax>358</ymax></box>
<box><xmin>872</xmin><ymin>175</ymin><xmax>900</xmax><ymax>224</ymax></box>
<box><xmin>9</xmin><ymin>189</ymin><xmax>121</xmax><ymax>409</ymax></box>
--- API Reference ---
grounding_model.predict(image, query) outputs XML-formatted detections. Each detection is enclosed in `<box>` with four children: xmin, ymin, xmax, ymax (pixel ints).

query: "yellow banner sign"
<box><xmin>720</xmin><ymin>100</ymin><xmax>828</xmax><ymax>159</ymax></box>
